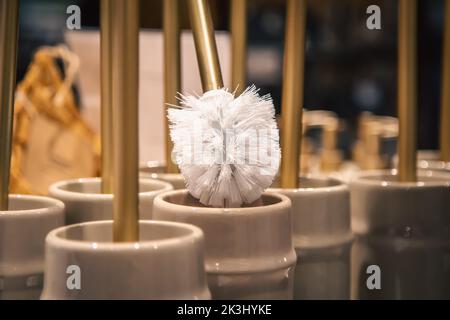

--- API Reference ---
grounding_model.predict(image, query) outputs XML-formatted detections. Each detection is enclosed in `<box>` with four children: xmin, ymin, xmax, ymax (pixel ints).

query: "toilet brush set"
<box><xmin>1</xmin><ymin>0</ymin><xmax>450</xmax><ymax>300</ymax></box>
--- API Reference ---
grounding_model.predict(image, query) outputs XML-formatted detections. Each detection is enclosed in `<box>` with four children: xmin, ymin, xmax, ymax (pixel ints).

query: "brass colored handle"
<box><xmin>111</xmin><ymin>0</ymin><xmax>140</xmax><ymax>242</ymax></box>
<box><xmin>0</xmin><ymin>0</ymin><xmax>19</xmax><ymax>210</ymax></box>
<box><xmin>100</xmin><ymin>0</ymin><xmax>114</xmax><ymax>193</ymax></box>
<box><xmin>230</xmin><ymin>0</ymin><xmax>247</xmax><ymax>95</ymax></box>
<box><xmin>441</xmin><ymin>0</ymin><xmax>450</xmax><ymax>162</ymax></box>
<box><xmin>164</xmin><ymin>0</ymin><xmax>181</xmax><ymax>173</ymax></box>
<box><xmin>188</xmin><ymin>0</ymin><xmax>224</xmax><ymax>91</ymax></box>
<box><xmin>280</xmin><ymin>0</ymin><xmax>307</xmax><ymax>188</ymax></box>
<box><xmin>397</xmin><ymin>0</ymin><xmax>417</xmax><ymax>182</ymax></box>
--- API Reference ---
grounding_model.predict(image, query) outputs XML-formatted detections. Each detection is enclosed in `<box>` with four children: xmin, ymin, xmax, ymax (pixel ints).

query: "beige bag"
<box><xmin>11</xmin><ymin>45</ymin><xmax>100</xmax><ymax>195</ymax></box>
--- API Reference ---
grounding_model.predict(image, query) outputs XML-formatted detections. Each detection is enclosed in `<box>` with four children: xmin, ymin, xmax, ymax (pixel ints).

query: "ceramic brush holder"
<box><xmin>269</xmin><ymin>176</ymin><xmax>353</xmax><ymax>299</ymax></box>
<box><xmin>49</xmin><ymin>177</ymin><xmax>172</xmax><ymax>225</ymax></box>
<box><xmin>350</xmin><ymin>170</ymin><xmax>450</xmax><ymax>299</ymax></box>
<box><xmin>0</xmin><ymin>195</ymin><xmax>64</xmax><ymax>299</ymax></box>
<box><xmin>139</xmin><ymin>161</ymin><xmax>185</xmax><ymax>189</ymax></box>
<box><xmin>153</xmin><ymin>190</ymin><xmax>297</xmax><ymax>300</ymax></box>
<box><xmin>41</xmin><ymin>220</ymin><xmax>210</xmax><ymax>299</ymax></box>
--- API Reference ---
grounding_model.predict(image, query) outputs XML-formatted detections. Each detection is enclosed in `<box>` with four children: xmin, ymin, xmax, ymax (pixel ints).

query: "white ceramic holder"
<box><xmin>139</xmin><ymin>161</ymin><xmax>186</xmax><ymax>189</ymax></box>
<box><xmin>0</xmin><ymin>195</ymin><xmax>64</xmax><ymax>299</ymax></box>
<box><xmin>153</xmin><ymin>190</ymin><xmax>297</xmax><ymax>300</ymax></box>
<box><xmin>41</xmin><ymin>220</ymin><xmax>210</xmax><ymax>299</ymax></box>
<box><xmin>350</xmin><ymin>169</ymin><xmax>450</xmax><ymax>299</ymax></box>
<box><xmin>269</xmin><ymin>176</ymin><xmax>353</xmax><ymax>299</ymax></box>
<box><xmin>49</xmin><ymin>177</ymin><xmax>172</xmax><ymax>225</ymax></box>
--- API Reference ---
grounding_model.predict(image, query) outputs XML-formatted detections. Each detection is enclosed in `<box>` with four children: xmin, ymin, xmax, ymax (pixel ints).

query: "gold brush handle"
<box><xmin>230</xmin><ymin>0</ymin><xmax>247</xmax><ymax>95</ymax></box>
<box><xmin>0</xmin><ymin>0</ymin><xmax>19</xmax><ymax>210</ymax></box>
<box><xmin>188</xmin><ymin>0</ymin><xmax>224</xmax><ymax>91</ymax></box>
<box><xmin>280</xmin><ymin>0</ymin><xmax>307</xmax><ymax>188</ymax></box>
<box><xmin>397</xmin><ymin>0</ymin><xmax>417</xmax><ymax>182</ymax></box>
<box><xmin>441</xmin><ymin>0</ymin><xmax>450</xmax><ymax>162</ymax></box>
<box><xmin>111</xmin><ymin>0</ymin><xmax>140</xmax><ymax>242</ymax></box>
<box><xmin>164</xmin><ymin>0</ymin><xmax>181</xmax><ymax>174</ymax></box>
<box><xmin>100</xmin><ymin>0</ymin><xmax>114</xmax><ymax>193</ymax></box>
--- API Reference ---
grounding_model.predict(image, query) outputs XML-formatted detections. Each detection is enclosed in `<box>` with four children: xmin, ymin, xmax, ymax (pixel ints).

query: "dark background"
<box><xmin>16</xmin><ymin>0</ymin><xmax>447</xmax><ymax>150</ymax></box>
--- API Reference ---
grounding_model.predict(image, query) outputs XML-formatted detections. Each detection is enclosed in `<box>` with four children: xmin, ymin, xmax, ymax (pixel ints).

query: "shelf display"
<box><xmin>1</xmin><ymin>0</ymin><xmax>450</xmax><ymax>302</ymax></box>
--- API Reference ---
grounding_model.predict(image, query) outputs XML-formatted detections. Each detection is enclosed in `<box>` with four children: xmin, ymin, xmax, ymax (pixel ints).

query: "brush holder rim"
<box><xmin>139</xmin><ymin>160</ymin><xmax>166</xmax><ymax>172</ymax></box>
<box><xmin>393</xmin><ymin>150</ymin><xmax>450</xmax><ymax>172</ymax></box>
<box><xmin>46</xmin><ymin>220</ymin><xmax>204</xmax><ymax>249</ymax></box>
<box><xmin>139</xmin><ymin>162</ymin><xmax>186</xmax><ymax>189</ymax></box>
<box><xmin>351</xmin><ymin>169</ymin><xmax>450</xmax><ymax>187</ymax></box>
<box><xmin>1</xmin><ymin>194</ymin><xmax>64</xmax><ymax>216</ymax></box>
<box><xmin>155</xmin><ymin>189</ymin><xmax>291</xmax><ymax>215</ymax></box>
<box><xmin>48</xmin><ymin>177</ymin><xmax>173</xmax><ymax>224</ymax></box>
<box><xmin>49</xmin><ymin>177</ymin><xmax>172</xmax><ymax>202</ymax></box>
<box><xmin>271</xmin><ymin>175</ymin><xmax>348</xmax><ymax>193</ymax></box>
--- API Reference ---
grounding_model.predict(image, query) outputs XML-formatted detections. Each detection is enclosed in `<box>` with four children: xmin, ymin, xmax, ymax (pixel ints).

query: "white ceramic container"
<box><xmin>41</xmin><ymin>220</ymin><xmax>210</xmax><ymax>300</ymax></box>
<box><xmin>153</xmin><ymin>190</ymin><xmax>297</xmax><ymax>300</ymax></box>
<box><xmin>49</xmin><ymin>177</ymin><xmax>172</xmax><ymax>225</ymax></box>
<box><xmin>139</xmin><ymin>161</ymin><xmax>186</xmax><ymax>189</ymax></box>
<box><xmin>0</xmin><ymin>195</ymin><xmax>64</xmax><ymax>299</ymax></box>
<box><xmin>269</xmin><ymin>177</ymin><xmax>353</xmax><ymax>299</ymax></box>
<box><xmin>350</xmin><ymin>170</ymin><xmax>450</xmax><ymax>299</ymax></box>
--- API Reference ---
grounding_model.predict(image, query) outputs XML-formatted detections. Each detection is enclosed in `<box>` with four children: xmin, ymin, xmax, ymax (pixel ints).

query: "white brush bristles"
<box><xmin>168</xmin><ymin>86</ymin><xmax>281</xmax><ymax>208</ymax></box>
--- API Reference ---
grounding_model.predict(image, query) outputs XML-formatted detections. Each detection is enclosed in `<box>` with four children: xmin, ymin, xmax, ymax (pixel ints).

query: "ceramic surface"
<box><xmin>0</xmin><ymin>195</ymin><xmax>64</xmax><ymax>299</ymax></box>
<box><xmin>269</xmin><ymin>177</ymin><xmax>353</xmax><ymax>299</ymax></box>
<box><xmin>41</xmin><ymin>220</ymin><xmax>210</xmax><ymax>299</ymax></box>
<box><xmin>350</xmin><ymin>170</ymin><xmax>450</xmax><ymax>299</ymax></box>
<box><xmin>269</xmin><ymin>177</ymin><xmax>353</xmax><ymax>249</ymax></box>
<box><xmin>153</xmin><ymin>190</ymin><xmax>297</xmax><ymax>299</ymax></box>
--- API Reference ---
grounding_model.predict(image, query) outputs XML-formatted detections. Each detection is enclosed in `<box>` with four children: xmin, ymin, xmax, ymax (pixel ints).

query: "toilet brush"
<box><xmin>168</xmin><ymin>0</ymin><xmax>280</xmax><ymax>207</ymax></box>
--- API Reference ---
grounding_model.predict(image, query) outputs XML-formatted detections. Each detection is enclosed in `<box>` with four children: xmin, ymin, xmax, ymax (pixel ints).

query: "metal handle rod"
<box><xmin>111</xmin><ymin>0</ymin><xmax>140</xmax><ymax>242</ymax></box>
<box><xmin>164</xmin><ymin>0</ymin><xmax>181</xmax><ymax>173</ymax></box>
<box><xmin>230</xmin><ymin>0</ymin><xmax>247</xmax><ymax>95</ymax></box>
<box><xmin>397</xmin><ymin>0</ymin><xmax>418</xmax><ymax>182</ymax></box>
<box><xmin>441</xmin><ymin>0</ymin><xmax>450</xmax><ymax>161</ymax></box>
<box><xmin>188</xmin><ymin>0</ymin><xmax>224</xmax><ymax>91</ymax></box>
<box><xmin>280</xmin><ymin>0</ymin><xmax>307</xmax><ymax>188</ymax></box>
<box><xmin>100</xmin><ymin>0</ymin><xmax>114</xmax><ymax>193</ymax></box>
<box><xmin>0</xmin><ymin>0</ymin><xmax>19</xmax><ymax>210</ymax></box>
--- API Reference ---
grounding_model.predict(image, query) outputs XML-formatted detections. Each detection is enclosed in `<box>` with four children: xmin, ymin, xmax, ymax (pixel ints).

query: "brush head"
<box><xmin>168</xmin><ymin>86</ymin><xmax>280</xmax><ymax>208</ymax></box>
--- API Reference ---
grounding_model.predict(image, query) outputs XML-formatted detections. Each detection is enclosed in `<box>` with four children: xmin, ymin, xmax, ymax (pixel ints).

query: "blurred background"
<box><xmin>16</xmin><ymin>0</ymin><xmax>446</xmax><ymax>155</ymax></box>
